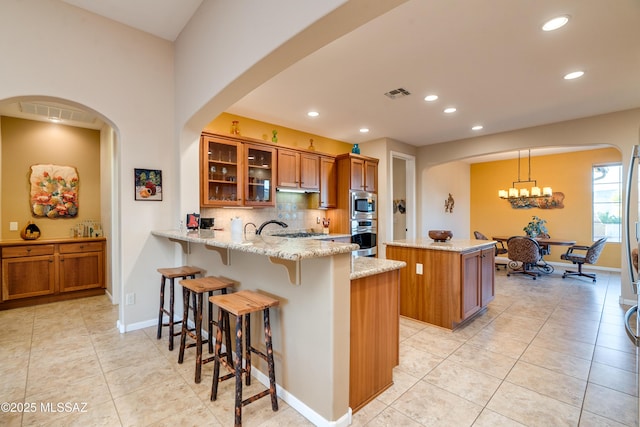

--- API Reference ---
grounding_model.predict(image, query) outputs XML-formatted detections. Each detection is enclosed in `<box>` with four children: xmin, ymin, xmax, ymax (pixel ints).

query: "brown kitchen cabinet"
<box><xmin>245</xmin><ymin>144</ymin><xmax>276</xmax><ymax>206</ymax></box>
<box><xmin>59</xmin><ymin>241</ymin><xmax>105</xmax><ymax>292</ymax></box>
<box><xmin>277</xmin><ymin>148</ymin><xmax>319</xmax><ymax>190</ymax></box>
<box><xmin>386</xmin><ymin>243</ymin><xmax>494</xmax><ymax>329</ymax></box>
<box><xmin>200</xmin><ymin>133</ymin><xmax>243</xmax><ymax>207</ymax></box>
<box><xmin>461</xmin><ymin>247</ymin><xmax>495</xmax><ymax>320</ymax></box>
<box><xmin>0</xmin><ymin>238</ymin><xmax>106</xmax><ymax>309</ymax></box>
<box><xmin>337</xmin><ymin>153</ymin><xmax>378</xmax><ymax>193</ymax></box>
<box><xmin>1</xmin><ymin>245</ymin><xmax>56</xmax><ymax>301</ymax></box>
<box><xmin>350</xmin><ymin>269</ymin><xmax>399</xmax><ymax>412</ymax></box>
<box><xmin>319</xmin><ymin>155</ymin><xmax>337</xmax><ymax>208</ymax></box>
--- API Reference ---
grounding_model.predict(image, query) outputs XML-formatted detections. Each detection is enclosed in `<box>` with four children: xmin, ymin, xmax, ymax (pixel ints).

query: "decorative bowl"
<box><xmin>428</xmin><ymin>230</ymin><xmax>453</xmax><ymax>242</ymax></box>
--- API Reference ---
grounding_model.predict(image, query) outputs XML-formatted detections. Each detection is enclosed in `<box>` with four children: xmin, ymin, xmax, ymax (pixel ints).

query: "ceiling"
<box><xmin>3</xmin><ymin>1</ymin><xmax>639</xmax><ymax>159</ymax></box>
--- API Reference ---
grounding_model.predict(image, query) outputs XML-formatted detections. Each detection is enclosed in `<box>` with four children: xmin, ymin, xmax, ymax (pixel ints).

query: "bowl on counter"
<box><xmin>428</xmin><ymin>230</ymin><xmax>453</xmax><ymax>242</ymax></box>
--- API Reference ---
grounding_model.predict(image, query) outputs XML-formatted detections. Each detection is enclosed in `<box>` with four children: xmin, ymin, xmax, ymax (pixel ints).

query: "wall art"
<box><xmin>29</xmin><ymin>164</ymin><xmax>79</xmax><ymax>218</ymax></box>
<box><xmin>508</xmin><ymin>192</ymin><xmax>565</xmax><ymax>209</ymax></box>
<box><xmin>135</xmin><ymin>168</ymin><xmax>162</xmax><ymax>201</ymax></box>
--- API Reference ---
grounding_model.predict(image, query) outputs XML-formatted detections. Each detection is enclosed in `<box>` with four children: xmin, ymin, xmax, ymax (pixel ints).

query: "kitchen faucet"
<box><xmin>256</xmin><ymin>220</ymin><xmax>288</xmax><ymax>235</ymax></box>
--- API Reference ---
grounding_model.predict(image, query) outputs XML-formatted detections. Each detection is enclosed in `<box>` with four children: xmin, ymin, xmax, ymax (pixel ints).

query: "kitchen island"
<box><xmin>386</xmin><ymin>238</ymin><xmax>496</xmax><ymax>330</ymax></box>
<box><xmin>152</xmin><ymin>229</ymin><xmax>404</xmax><ymax>426</ymax></box>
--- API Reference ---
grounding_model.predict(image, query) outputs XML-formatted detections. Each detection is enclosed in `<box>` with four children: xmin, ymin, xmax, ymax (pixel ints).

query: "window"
<box><xmin>593</xmin><ymin>163</ymin><xmax>621</xmax><ymax>243</ymax></box>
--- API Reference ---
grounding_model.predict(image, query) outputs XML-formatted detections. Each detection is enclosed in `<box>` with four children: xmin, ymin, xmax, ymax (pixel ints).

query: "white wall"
<box><xmin>421</xmin><ymin>161</ymin><xmax>470</xmax><ymax>239</ymax></box>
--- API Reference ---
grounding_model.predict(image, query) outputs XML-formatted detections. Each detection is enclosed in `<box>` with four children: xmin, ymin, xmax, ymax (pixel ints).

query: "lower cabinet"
<box><xmin>461</xmin><ymin>247</ymin><xmax>495</xmax><ymax>320</ymax></box>
<box><xmin>386</xmin><ymin>244</ymin><xmax>494</xmax><ymax>329</ymax></box>
<box><xmin>1</xmin><ymin>238</ymin><xmax>106</xmax><ymax>308</ymax></box>
<box><xmin>350</xmin><ymin>269</ymin><xmax>399</xmax><ymax>412</ymax></box>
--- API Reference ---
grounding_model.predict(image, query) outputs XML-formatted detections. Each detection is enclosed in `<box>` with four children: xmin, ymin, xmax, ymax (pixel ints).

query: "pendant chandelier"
<box><xmin>498</xmin><ymin>150</ymin><xmax>552</xmax><ymax>199</ymax></box>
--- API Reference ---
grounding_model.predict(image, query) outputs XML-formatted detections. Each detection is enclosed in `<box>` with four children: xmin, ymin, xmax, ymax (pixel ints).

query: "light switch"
<box><xmin>416</xmin><ymin>263</ymin><xmax>423</xmax><ymax>275</ymax></box>
<box><xmin>9</xmin><ymin>221</ymin><xmax>18</xmax><ymax>231</ymax></box>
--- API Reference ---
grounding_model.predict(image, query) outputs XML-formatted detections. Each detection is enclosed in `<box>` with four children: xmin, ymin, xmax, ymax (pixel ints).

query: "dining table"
<box><xmin>491</xmin><ymin>235</ymin><xmax>577</xmax><ymax>274</ymax></box>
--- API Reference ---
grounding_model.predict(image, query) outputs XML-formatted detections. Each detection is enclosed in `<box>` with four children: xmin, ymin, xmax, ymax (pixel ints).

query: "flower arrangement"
<box><xmin>523</xmin><ymin>215</ymin><xmax>547</xmax><ymax>238</ymax></box>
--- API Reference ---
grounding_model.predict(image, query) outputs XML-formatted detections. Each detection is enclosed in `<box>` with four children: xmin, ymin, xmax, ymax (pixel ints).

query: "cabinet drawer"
<box><xmin>59</xmin><ymin>242</ymin><xmax>104</xmax><ymax>254</ymax></box>
<box><xmin>2</xmin><ymin>245</ymin><xmax>55</xmax><ymax>258</ymax></box>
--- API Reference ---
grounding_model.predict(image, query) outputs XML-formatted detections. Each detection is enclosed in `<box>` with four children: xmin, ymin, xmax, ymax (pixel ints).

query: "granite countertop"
<box><xmin>152</xmin><ymin>229</ymin><xmax>358</xmax><ymax>261</ymax></box>
<box><xmin>351</xmin><ymin>256</ymin><xmax>406</xmax><ymax>280</ymax></box>
<box><xmin>385</xmin><ymin>238</ymin><xmax>496</xmax><ymax>252</ymax></box>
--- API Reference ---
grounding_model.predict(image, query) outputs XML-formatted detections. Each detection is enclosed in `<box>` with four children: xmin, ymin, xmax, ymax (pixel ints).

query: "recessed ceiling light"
<box><xmin>444</xmin><ymin>107</ymin><xmax>457</xmax><ymax>114</ymax></box>
<box><xmin>359</xmin><ymin>128</ymin><xmax>369</xmax><ymax>133</ymax></box>
<box><xmin>542</xmin><ymin>15</ymin><xmax>570</xmax><ymax>31</ymax></box>
<box><xmin>307</xmin><ymin>111</ymin><xmax>319</xmax><ymax>117</ymax></box>
<box><xmin>564</xmin><ymin>70</ymin><xmax>584</xmax><ymax>80</ymax></box>
<box><xmin>424</xmin><ymin>94</ymin><xmax>438</xmax><ymax>102</ymax></box>
<box><xmin>472</xmin><ymin>125</ymin><xmax>483</xmax><ymax>131</ymax></box>
<box><xmin>49</xmin><ymin>117</ymin><xmax>62</xmax><ymax>123</ymax></box>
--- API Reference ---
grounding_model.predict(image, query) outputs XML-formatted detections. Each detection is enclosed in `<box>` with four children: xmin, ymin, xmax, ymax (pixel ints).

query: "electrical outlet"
<box><xmin>126</xmin><ymin>293</ymin><xmax>135</xmax><ymax>305</ymax></box>
<box><xmin>9</xmin><ymin>222</ymin><xmax>18</xmax><ymax>231</ymax></box>
<box><xmin>416</xmin><ymin>263</ymin><xmax>423</xmax><ymax>275</ymax></box>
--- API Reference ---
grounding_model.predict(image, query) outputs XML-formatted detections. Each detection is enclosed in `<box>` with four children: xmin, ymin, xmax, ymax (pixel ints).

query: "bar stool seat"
<box><xmin>178</xmin><ymin>276</ymin><xmax>235</xmax><ymax>383</ymax></box>
<box><xmin>210</xmin><ymin>289</ymin><xmax>280</xmax><ymax>426</ymax></box>
<box><xmin>156</xmin><ymin>266</ymin><xmax>203</xmax><ymax>351</ymax></box>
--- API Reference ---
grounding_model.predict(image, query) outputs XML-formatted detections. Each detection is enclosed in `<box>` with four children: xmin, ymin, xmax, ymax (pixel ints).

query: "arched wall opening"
<box><xmin>0</xmin><ymin>95</ymin><xmax>121</xmax><ymax>308</ymax></box>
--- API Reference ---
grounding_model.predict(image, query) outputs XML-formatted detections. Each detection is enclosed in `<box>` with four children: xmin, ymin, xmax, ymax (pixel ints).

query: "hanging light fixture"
<box><xmin>498</xmin><ymin>150</ymin><xmax>552</xmax><ymax>199</ymax></box>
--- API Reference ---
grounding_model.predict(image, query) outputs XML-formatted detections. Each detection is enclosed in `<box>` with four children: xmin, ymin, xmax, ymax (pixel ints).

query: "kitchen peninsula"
<box><xmin>152</xmin><ymin>229</ymin><xmax>405</xmax><ymax>425</ymax></box>
<box><xmin>386</xmin><ymin>238</ymin><xmax>496</xmax><ymax>330</ymax></box>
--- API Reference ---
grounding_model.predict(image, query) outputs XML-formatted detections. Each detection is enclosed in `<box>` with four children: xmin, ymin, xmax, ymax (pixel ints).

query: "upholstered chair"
<box><xmin>560</xmin><ymin>237</ymin><xmax>607</xmax><ymax>282</ymax></box>
<box><xmin>506</xmin><ymin>236</ymin><xmax>542</xmax><ymax>279</ymax></box>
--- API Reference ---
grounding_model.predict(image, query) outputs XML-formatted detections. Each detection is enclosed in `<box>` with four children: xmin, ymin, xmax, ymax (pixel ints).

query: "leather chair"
<box><xmin>560</xmin><ymin>237</ymin><xmax>607</xmax><ymax>282</ymax></box>
<box><xmin>506</xmin><ymin>236</ymin><xmax>542</xmax><ymax>279</ymax></box>
<box><xmin>474</xmin><ymin>231</ymin><xmax>508</xmax><ymax>270</ymax></box>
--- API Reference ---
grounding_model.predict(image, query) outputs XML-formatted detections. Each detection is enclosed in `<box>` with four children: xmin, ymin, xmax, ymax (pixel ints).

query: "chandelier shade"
<box><xmin>499</xmin><ymin>150</ymin><xmax>552</xmax><ymax>199</ymax></box>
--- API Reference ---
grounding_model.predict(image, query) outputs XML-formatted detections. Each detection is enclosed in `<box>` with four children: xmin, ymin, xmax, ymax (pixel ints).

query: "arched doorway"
<box><xmin>0</xmin><ymin>96</ymin><xmax>121</xmax><ymax>311</ymax></box>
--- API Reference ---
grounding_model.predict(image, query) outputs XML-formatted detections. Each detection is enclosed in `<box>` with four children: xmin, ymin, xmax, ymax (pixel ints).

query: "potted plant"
<box><xmin>523</xmin><ymin>215</ymin><xmax>548</xmax><ymax>237</ymax></box>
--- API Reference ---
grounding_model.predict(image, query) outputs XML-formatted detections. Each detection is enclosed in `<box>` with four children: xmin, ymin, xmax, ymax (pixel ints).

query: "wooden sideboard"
<box><xmin>0</xmin><ymin>237</ymin><xmax>106</xmax><ymax>310</ymax></box>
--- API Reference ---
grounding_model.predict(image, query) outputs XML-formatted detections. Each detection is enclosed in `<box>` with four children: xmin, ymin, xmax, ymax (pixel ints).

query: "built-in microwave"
<box><xmin>351</xmin><ymin>191</ymin><xmax>377</xmax><ymax>220</ymax></box>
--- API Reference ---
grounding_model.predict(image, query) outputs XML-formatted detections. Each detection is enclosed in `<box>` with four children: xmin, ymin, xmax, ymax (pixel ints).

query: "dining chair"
<box><xmin>560</xmin><ymin>237</ymin><xmax>607</xmax><ymax>282</ymax></box>
<box><xmin>506</xmin><ymin>236</ymin><xmax>542</xmax><ymax>279</ymax></box>
<box><xmin>474</xmin><ymin>231</ymin><xmax>508</xmax><ymax>270</ymax></box>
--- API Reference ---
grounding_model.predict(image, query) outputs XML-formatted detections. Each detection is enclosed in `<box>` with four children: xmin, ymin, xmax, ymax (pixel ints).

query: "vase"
<box><xmin>20</xmin><ymin>221</ymin><xmax>41</xmax><ymax>240</ymax></box>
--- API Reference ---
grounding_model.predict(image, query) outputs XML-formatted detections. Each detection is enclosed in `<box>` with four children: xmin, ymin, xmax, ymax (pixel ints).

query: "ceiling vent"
<box><xmin>19</xmin><ymin>102</ymin><xmax>96</xmax><ymax>124</ymax></box>
<box><xmin>384</xmin><ymin>87</ymin><xmax>411</xmax><ymax>99</ymax></box>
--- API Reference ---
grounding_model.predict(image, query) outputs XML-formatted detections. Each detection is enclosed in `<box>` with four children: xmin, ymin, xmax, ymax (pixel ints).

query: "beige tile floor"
<box><xmin>0</xmin><ymin>268</ymin><xmax>638</xmax><ymax>426</ymax></box>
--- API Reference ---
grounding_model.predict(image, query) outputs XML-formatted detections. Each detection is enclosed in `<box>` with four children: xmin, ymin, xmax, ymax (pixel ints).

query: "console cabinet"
<box><xmin>1</xmin><ymin>238</ymin><xmax>106</xmax><ymax>309</ymax></box>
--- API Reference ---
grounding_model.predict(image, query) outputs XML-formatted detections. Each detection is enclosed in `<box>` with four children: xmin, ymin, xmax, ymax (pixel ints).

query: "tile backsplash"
<box><xmin>199</xmin><ymin>192</ymin><xmax>327</xmax><ymax>233</ymax></box>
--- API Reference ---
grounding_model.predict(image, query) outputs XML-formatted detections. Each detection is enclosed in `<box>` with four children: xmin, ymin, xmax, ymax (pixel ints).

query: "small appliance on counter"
<box><xmin>200</xmin><ymin>218</ymin><xmax>215</xmax><ymax>229</ymax></box>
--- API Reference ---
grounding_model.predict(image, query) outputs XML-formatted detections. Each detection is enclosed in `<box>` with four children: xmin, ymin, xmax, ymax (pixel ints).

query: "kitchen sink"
<box><xmin>273</xmin><ymin>232</ymin><xmax>326</xmax><ymax>238</ymax></box>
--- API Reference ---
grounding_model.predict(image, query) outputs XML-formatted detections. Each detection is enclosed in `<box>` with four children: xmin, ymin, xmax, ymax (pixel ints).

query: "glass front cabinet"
<box><xmin>200</xmin><ymin>134</ymin><xmax>243</xmax><ymax>207</ymax></box>
<box><xmin>244</xmin><ymin>144</ymin><xmax>276</xmax><ymax>207</ymax></box>
<box><xmin>200</xmin><ymin>134</ymin><xmax>276</xmax><ymax>208</ymax></box>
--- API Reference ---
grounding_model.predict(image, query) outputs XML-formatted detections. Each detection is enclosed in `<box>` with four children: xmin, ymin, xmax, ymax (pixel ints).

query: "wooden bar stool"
<box><xmin>178</xmin><ymin>276</ymin><xmax>235</xmax><ymax>383</ymax></box>
<box><xmin>210</xmin><ymin>290</ymin><xmax>280</xmax><ymax>426</ymax></box>
<box><xmin>156</xmin><ymin>266</ymin><xmax>203</xmax><ymax>350</ymax></box>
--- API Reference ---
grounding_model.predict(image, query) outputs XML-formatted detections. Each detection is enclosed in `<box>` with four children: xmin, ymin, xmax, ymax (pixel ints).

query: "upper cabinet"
<box><xmin>336</xmin><ymin>153</ymin><xmax>379</xmax><ymax>193</ymax></box>
<box><xmin>319</xmin><ymin>156</ymin><xmax>337</xmax><ymax>208</ymax></box>
<box><xmin>245</xmin><ymin>144</ymin><xmax>276</xmax><ymax>207</ymax></box>
<box><xmin>200</xmin><ymin>134</ymin><xmax>243</xmax><ymax>207</ymax></box>
<box><xmin>277</xmin><ymin>148</ymin><xmax>320</xmax><ymax>191</ymax></box>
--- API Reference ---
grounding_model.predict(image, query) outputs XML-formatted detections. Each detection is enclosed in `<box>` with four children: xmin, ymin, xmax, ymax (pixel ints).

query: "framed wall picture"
<box><xmin>134</xmin><ymin>168</ymin><xmax>162</xmax><ymax>201</ymax></box>
<box><xmin>186</xmin><ymin>213</ymin><xmax>200</xmax><ymax>230</ymax></box>
<box><xmin>29</xmin><ymin>164</ymin><xmax>79</xmax><ymax>217</ymax></box>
